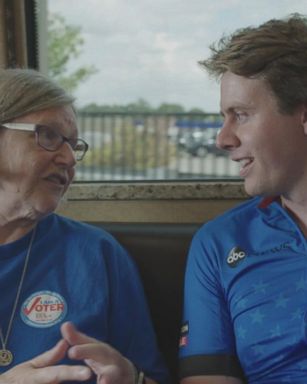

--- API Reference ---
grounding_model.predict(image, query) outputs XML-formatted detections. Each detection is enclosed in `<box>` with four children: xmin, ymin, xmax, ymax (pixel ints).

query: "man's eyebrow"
<box><xmin>222</xmin><ymin>105</ymin><xmax>254</xmax><ymax>114</ymax></box>
<box><xmin>220</xmin><ymin>107</ymin><xmax>236</xmax><ymax>116</ymax></box>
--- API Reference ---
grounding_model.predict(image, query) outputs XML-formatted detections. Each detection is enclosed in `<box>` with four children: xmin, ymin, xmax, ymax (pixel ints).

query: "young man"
<box><xmin>179</xmin><ymin>14</ymin><xmax>307</xmax><ymax>384</ymax></box>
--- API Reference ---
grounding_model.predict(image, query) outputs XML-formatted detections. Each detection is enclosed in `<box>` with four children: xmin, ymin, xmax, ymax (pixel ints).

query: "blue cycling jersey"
<box><xmin>180</xmin><ymin>196</ymin><xmax>307</xmax><ymax>384</ymax></box>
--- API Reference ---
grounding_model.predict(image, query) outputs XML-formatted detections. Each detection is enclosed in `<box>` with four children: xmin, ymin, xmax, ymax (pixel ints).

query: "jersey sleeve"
<box><xmin>102</xmin><ymin>238</ymin><xmax>169</xmax><ymax>384</ymax></box>
<box><xmin>179</xmin><ymin>226</ymin><xmax>245</xmax><ymax>380</ymax></box>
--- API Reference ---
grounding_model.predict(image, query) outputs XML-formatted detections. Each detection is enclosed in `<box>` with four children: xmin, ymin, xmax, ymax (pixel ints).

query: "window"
<box><xmin>5</xmin><ymin>1</ymin><xmax>306</xmax><ymax>181</ymax></box>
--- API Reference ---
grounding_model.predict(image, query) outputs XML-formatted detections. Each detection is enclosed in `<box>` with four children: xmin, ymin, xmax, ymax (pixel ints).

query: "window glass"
<box><xmin>42</xmin><ymin>0</ymin><xmax>306</xmax><ymax>181</ymax></box>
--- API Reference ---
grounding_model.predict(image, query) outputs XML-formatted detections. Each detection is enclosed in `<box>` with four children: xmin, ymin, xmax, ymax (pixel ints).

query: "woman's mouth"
<box><xmin>44</xmin><ymin>173</ymin><xmax>67</xmax><ymax>187</ymax></box>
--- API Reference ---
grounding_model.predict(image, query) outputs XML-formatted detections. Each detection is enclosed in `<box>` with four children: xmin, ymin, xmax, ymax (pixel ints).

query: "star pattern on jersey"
<box><xmin>285</xmin><ymin>336</ymin><xmax>299</xmax><ymax>348</ymax></box>
<box><xmin>270</xmin><ymin>324</ymin><xmax>281</xmax><ymax>338</ymax></box>
<box><xmin>237</xmin><ymin>325</ymin><xmax>247</xmax><ymax>340</ymax></box>
<box><xmin>252</xmin><ymin>280</ymin><xmax>269</xmax><ymax>294</ymax></box>
<box><xmin>274</xmin><ymin>293</ymin><xmax>290</xmax><ymax>308</ymax></box>
<box><xmin>250</xmin><ymin>308</ymin><xmax>265</xmax><ymax>324</ymax></box>
<box><xmin>235</xmin><ymin>270</ymin><xmax>307</xmax><ymax>381</ymax></box>
<box><xmin>295</xmin><ymin>276</ymin><xmax>307</xmax><ymax>291</ymax></box>
<box><xmin>291</xmin><ymin>308</ymin><xmax>303</xmax><ymax>321</ymax></box>
<box><xmin>297</xmin><ymin>360</ymin><xmax>307</xmax><ymax>369</ymax></box>
<box><xmin>280</xmin><ymin>377</ymin><xmax>293</xmax><ymax>383</ymax></box>
<box><xmin>251</xmin><ymin>344</ymin><xmax>265</xmax><ymax>356</ymax></box>
<box><xmin>237</xmin><ymin>297</ymin><xmax>248</xmax><ymax>309</ymax></box>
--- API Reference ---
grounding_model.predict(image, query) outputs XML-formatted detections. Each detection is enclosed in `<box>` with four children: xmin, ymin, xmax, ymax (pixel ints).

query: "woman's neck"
<box><xmin>0</xmin><ymin>218</ymin><xmax>37</xmax><ymax>244</ymax></box>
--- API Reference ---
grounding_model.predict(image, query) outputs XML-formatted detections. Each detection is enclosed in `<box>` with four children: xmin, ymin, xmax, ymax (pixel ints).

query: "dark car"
<box><xmin>178</xmin><ymin>128</ymin><xmax>226</xmax><ymax>157</ymax></box>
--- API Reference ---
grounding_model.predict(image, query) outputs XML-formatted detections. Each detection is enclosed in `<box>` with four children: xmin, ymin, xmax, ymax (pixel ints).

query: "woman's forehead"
<box><xmin>13</xmin><ymin>105</ymin><xmax>78</xmax><ymax>134</ymax></box>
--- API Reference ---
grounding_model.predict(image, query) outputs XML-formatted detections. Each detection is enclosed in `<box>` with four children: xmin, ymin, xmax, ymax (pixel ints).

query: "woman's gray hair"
<box><xmin>0</xmin><ymin>68</ymin><xmax>75</xmax><ymax>123</ymax></box>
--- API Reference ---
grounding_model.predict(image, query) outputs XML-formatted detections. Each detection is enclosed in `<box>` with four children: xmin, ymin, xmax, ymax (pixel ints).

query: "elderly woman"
<box><xmin>0</xmin><ymin>68</ymin><xmax>168</xmax><ymax>384</ymax></box>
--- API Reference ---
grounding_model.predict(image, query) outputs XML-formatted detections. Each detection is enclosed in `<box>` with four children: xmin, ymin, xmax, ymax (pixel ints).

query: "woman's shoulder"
<box><xmin>43</xmin><ymin>213</ymin><xmax>119</xmax><ymax>246</ymax></box>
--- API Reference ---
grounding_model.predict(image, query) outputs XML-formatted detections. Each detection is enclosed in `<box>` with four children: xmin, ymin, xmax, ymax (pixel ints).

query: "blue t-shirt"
<box><xmin>0</xmin><ymin>213</ymin><xmax>168</xmax><ymax>384</ymax></box>
<box><xmin>179</xmin><ymin>196</ymin><xmax>307</xmax><ymax>384</ymax></box>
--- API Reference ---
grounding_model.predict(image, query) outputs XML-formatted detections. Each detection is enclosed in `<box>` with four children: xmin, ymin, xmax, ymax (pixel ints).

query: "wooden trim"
<box><xmin>12</xmin><ymin>0</ymin><xmax>27</xmax><ymax>67</ymax></box>
<box><xmin>57</xmin><ymin>199</ymin><xmax>244</xmax><ymax>224</ymax></box>
<box><xmin>57</xmin><ymin>182</ymin><xmax>248</xmax><ymax>224</ymax></box>
<box><xmin>67</xmin><ymin>181</ymin><xmax>248</xmax><ymax>201</ymax></box>
<box><xmin>0</xmin><ymin>0</ymin><xmax>28</xmax><ymax>68</ymax></box>
<box><xmin>0</xmin><ymin>0</ymin><xmax>8</xmax><ymax>67</ymax></box>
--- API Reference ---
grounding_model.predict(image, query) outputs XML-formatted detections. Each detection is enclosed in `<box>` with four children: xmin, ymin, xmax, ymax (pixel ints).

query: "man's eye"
<box><xmin>235</xmin><ymin>112</ymin><xmax>247</xmax><ymax>122</ymax></box>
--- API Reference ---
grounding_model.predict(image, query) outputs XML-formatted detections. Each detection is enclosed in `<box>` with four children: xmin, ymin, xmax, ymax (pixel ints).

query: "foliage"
<box><xmin>125</xmin><ymin>98</ymin><xmax>153</xmax><ymax>113</ymax></box>
<box><xmin>47</xmin><ymin>13</ymin><xmax>97</xmax><ymax>93</ymax></box>
<box><xmin>188</xmin><ymin>107</ymin><xmax>207</xmax><ymax>114</ymax></box>
<box><xmin>80</xmin><ymin>99</ymin><xmax>206</xmax><ymax>114</ymax></box>
<box><xmin>82</xmin><ymin>120</ymin><xmax>176</xmax><ymax>170</ymax></box>
<box><xmin>156</xmin><ymin>103</ymin><xmax>184</xmax><ymax>113</ymax></box>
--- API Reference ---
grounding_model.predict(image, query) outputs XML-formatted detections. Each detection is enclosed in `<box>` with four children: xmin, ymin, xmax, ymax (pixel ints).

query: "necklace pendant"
<box><xmin>0</xmin><ymin>349</ymin><xmax>13</xmax><ymax>366</ymax></box>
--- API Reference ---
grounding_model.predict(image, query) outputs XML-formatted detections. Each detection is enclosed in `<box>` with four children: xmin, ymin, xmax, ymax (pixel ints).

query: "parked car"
<box><xmin>178</xmin><ymin>128</ymin><xmax>226</xmax><ymax>157</ymax></box>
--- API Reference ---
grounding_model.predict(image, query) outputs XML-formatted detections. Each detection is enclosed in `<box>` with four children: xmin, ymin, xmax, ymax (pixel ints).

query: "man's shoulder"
<box><xmin>190</xmin><ymin>196</ymin><xmax>269</xmax><ymax>250</ymax></box>
<box><xmin>189</xmin><ymin>196</ymin><xmax>270</xmax><ymax>265</ymax></box>
<box><xmin>202</xmin><ymin>196</ymin><xmax>262</xmax><ymax>232</ymax></box>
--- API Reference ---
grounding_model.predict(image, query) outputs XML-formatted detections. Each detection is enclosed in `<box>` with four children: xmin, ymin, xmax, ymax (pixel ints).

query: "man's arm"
<box><xmin>179</xmin><ymin>230</ymin><xmax>245</xmax><ymax>384</ymax></box>
<box><xmin>181</xmin><ymin>375</ymin><xmax>244</xmax><ymax>384</ymax></box>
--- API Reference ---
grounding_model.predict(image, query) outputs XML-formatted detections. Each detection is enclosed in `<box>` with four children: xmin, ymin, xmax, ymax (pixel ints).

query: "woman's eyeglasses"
<box><xmin>1</xmin><ymin>123</ymin><xmax>89</xmax><ymax>161</ymax></box>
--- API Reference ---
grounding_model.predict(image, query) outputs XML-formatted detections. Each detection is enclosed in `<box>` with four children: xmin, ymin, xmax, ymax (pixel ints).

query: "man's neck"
<box><xmin>280</xmin><ymin>196</ymin><xmax>307</xmax><ymax>237</ymax></box>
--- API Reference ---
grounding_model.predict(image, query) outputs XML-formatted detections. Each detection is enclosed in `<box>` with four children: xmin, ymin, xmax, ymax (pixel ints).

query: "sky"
<box><xmin>46</xmin><ymin>0</ymin><xmax>307</xmax><ymax>113</ymax></box>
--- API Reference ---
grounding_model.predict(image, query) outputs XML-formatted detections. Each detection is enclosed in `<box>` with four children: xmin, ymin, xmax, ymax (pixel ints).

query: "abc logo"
<box><xmin>227</xmin><ymin>246</ymin><xmax>246</xmax><ymax>267</ymax></box>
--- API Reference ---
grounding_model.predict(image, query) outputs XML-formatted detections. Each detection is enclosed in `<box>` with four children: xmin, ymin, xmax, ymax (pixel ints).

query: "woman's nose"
<box><xmin>54</xmin><ymin>141</ymin><xmax>77</xmax><ymax>167</ymax></box>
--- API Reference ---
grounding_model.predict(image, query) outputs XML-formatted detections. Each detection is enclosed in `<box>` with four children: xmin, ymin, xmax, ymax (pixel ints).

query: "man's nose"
<box><xmin>216</xmin><ymin>122</ymin><xmax>240</xmax><ymax>151</ymax></box>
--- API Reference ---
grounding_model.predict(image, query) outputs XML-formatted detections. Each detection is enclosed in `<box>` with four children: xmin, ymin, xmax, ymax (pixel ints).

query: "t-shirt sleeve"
<box><xmin>179</xmin><ymin>227</ymin><xmax>245</xmax><ymax>380</ymax></box>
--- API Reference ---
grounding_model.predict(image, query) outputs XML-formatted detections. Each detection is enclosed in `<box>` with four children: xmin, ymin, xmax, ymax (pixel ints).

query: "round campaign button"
<box><xmin>21</xmin><ymin>291</ymin><xmax>67</xmax><ymax>328</ymax></box>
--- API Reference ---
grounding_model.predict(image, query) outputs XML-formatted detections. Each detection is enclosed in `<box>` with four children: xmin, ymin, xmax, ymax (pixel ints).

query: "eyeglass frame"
<box><xmin>0</xmin><ymin>122</ymin><xmax>89</xmax><ymax>161</ymax></box>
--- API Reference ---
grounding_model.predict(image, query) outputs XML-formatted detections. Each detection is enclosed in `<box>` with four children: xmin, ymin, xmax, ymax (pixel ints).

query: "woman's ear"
<box><xmin>301</xmin><ymin>104</ymin><xmax>307</xmax><ymax>135</ymax></box>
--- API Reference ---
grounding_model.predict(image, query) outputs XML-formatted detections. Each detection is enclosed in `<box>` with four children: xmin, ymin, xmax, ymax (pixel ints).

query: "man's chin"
<box><xmin>244</xmin><ymin>181</ymin><xmax>277</xmax><ymax>198</ymax></box>
<box><xmin>244</xmin><ymin>180</ymin><xmax>264</xmax><ymax>197</ymax></box>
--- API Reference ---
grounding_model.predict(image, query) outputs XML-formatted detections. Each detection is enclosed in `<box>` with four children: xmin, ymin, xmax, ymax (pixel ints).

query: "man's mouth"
<box><xmin>239</xmin><ymin>158</ymin><xmax>254</xmax><ymax>176</ymax></box>
<box><xmin>232</xmin><ymin>157</ymin><xmax>254</xmax><ymax>177</ymax></box>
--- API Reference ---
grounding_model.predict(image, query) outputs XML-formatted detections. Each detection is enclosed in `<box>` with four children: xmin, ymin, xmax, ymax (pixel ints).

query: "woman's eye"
<box><xmin>39</xmin><ymin>126</ymin><xmax>59</xmax><ymax>140</ymax></box>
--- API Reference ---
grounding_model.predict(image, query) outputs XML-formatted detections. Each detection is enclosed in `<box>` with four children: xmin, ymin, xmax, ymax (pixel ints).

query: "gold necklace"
<box><xmin>0</xmin><ymin>226</ymin><xmax>37</xmax><ymax>366</ymax></box>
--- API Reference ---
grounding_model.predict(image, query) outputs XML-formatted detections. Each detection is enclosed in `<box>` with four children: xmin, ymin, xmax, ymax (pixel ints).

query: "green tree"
<box><xmin>188</xmin><ymin>107</ymin><xmax>205</xmax><ymax>114</ymax></box>
<box><xmin>47</xmin><ymin>12</ymin><xmax>97</xmax><ymax>93</ymax></box>
<box><xmin>125</xmin><ymin>98</ymin><xmax>153</xmax><ymax>113</ymax></box>
<box><xmin>156</xmin><ymin>103</ymin><xmax>185</xmax><ymax>113</ymax></box>
<box><xmin>80</xmin><ymin>99</ymin><xmax>154</xmax><ymax>113</ymax></box>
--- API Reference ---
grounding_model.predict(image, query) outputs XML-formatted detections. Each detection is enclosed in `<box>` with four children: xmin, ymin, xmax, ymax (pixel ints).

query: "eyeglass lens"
<box><xmin>36</xmin><ymin>125</ymin><xmax>88</xmax><ymax>160</ymax></box>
